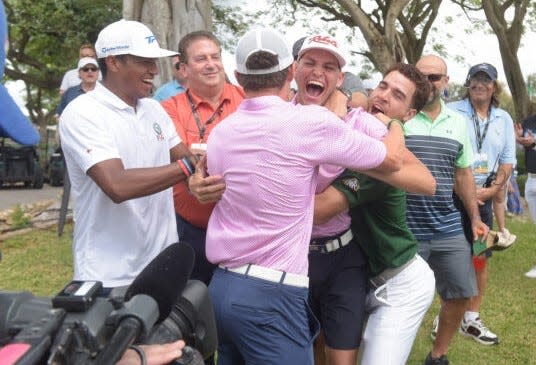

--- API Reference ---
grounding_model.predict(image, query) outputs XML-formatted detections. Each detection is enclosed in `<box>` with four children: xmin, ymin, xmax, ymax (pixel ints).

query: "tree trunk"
<box><xmin>123</xmin><ymin>0</ymin><xmax>212</xmax><ymax>87</ymax></box>
<box><xmin>482</xmin><ymin>0</ymin><xmax>530</xmax><ymax>120</ymax></box>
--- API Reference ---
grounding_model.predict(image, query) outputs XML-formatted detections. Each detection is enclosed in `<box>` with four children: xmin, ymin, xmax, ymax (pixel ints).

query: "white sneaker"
<box><xmin>525</xmin><ymin>266</ymin><xmax>536</xmax><ymax>279</ymax></box>
<box><xmin>459</xmin><ymin>317</ymin><xmax>499</xmax><ymax>345</ymax></box>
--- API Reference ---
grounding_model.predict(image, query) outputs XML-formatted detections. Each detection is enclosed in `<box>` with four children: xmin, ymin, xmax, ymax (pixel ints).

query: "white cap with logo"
<box><xmin>298</xmin><ymin>34</ymin><xmax>347</xmax><ymax>68</ymax></box>
<box><xmin>95</xmin><ymin>19</ymin><xmax>177</xmax><ymax>59</ymax></box>
<box><xmin>77</xmin><ymin>57</ymin><xmax>98</xmax><ymax>70</ymax></box>
<box><xmin>235</xmin><ymin>28</ymin><xmax>294</xmax><ymax>75</ymax></box>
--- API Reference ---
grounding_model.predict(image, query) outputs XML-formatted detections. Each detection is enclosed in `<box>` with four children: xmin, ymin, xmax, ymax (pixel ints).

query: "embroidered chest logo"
<box><xmin>153</xmin><ymin>122</ymin><xmax>164</xmax><ymax>141</ymax></box>
<box><xmin>342</xmin><ymin>177</ymin><xmax>360</xmax><ymax>192</ymax></box>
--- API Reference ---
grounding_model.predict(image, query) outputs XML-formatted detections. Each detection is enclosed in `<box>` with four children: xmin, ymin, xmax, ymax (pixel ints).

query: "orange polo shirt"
<box><xmin>161</xmin><ymin>83</ymin><xmax>245</xmax><ymax>228</ymax></box>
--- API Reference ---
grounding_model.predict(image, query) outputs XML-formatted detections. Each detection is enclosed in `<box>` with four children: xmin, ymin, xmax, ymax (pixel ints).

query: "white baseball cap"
<box><xmin>95</xmin><ymin>19</ymin><xmax>177</xmax><ymax>59</ymax></box>
<box><xmin>77</xmin><ymin>57</ymin><xmax>98</xmax><ymax>69</ymax></box>
<box><xmin>235</xmin><ymin>28</ymin><xmax>294</xmax><ymax>75</ymax></box>
<box><xmin>298</xmin><ymin>34</ymin><xmax>347</xmax><ymax>68</ymax></box>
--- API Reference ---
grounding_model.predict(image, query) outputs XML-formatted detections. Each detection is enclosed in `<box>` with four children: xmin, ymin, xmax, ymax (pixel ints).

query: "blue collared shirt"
<box><xmin>153</xmin><ymin>79</ymin><xmax>186</xmax><ymax>102</ymax></box>
<box><xmin>448</xmin><ymin>98</ymin><xmax>516</xmax><ymax>186</ymax></box>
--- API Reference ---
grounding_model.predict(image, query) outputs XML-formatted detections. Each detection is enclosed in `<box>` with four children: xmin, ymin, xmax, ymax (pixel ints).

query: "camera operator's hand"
<box><xmin>116</xmin><ymin>340</ymin><xmax>185</xmax><ymax>365</ymax></box>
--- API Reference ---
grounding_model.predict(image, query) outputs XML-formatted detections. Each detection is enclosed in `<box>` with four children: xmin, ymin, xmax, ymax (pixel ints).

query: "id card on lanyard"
<box><xmin>472</xmin><ymin>111</ymin><xmax>490</xmax><ymax>175</ymax></box>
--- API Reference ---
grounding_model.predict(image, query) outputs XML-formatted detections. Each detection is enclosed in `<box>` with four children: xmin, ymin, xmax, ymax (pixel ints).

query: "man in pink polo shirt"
<box><xmin>191</xmin><ymin>28</ymin><xmax>404</xmax><ymax>365</ymax></box>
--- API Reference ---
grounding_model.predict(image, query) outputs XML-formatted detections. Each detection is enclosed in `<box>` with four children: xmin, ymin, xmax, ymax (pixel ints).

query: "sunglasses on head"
<box><xmin>81</xmin><ymin>66</ymin><xmax>98</xmax><ymax>72</ymax></box>
<box><xmin>425</xmin><ymin>74</ymin><xmax>445</xmax><ymax>82</ymax></box>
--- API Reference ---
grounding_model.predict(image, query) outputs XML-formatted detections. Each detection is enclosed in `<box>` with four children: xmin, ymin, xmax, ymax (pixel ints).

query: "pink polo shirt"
<box><xmin>206</xmin><ymin>96</ymin><xmax>386</xmax><ymax>275</ymax></box>
<box><xmin>312</xmin><ymin>107</ymin><xmax>388</xmax><ymax>238</ymax></box>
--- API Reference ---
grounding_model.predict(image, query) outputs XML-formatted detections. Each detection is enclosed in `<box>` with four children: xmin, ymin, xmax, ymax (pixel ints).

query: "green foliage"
<box><xmin>4</xmin><ymin>0</ymin><xmax>122</xmax><ymax>126</ymax></box>
<box><xmin>517</xmin><ymin>173</ymin><xmax>527</xmax><ymax>197</ymax></box>
<box><xmin>9</xmin><ymin>205</ymin><xmax>31</xmax><ymax>230</ymax></box>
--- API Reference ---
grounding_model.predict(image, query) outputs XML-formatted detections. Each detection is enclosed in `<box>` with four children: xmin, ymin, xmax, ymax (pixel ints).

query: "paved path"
<box><xmin>0</xmin><ymin>184</ymin><xmax>64</xmax><ymax>211</ymax></box>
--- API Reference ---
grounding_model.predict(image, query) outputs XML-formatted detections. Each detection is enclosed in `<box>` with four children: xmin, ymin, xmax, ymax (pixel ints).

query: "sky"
<box><xmin>6</xmin><ymin>1</ymin><xmax>536</xmax><ymax>113</ymax></box>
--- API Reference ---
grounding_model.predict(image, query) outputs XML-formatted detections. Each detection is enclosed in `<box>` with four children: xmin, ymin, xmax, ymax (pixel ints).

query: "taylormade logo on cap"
<box><xmin>95</xmin><ymin>19</ymin><xmax>177</xmax><ymax>59</ymax></box>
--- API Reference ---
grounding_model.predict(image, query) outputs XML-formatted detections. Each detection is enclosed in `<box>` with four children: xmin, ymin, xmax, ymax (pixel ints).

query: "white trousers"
<box><xmin>525</xmin><ymin>175</ymin><xmax>536</xmax><ymax>224</ymax></box>
<box><xmin>359</xmin><ymin>255</ymin><xmax>435</xmax><ymax>365</ymax></box>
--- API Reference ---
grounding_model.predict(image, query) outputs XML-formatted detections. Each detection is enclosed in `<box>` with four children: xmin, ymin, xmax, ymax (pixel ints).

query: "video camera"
<box><xmin>0</xmin><ymin>243</ymin><xmax>218</xmax><ymax>365</ymax></box>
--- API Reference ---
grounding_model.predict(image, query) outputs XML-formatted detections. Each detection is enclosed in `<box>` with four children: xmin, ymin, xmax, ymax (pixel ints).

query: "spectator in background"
<box><xmin>153</xmin><ymin>55</ymin><xmax>188</xmax><ymax>102</ymax></box>
<box><xmin>59</xmin><ymin>44</ymin><xmax>100</xmax><ymax>95</ymax></box>
<box><xmin>506</xmin><ymin>171</ymin><xmax>523</xmax><ymax>216</ymax></box>
<box><xmin>56</xmin><ymin>57</ymin><xmax>100</xmax><ymax>115</ymax></box>
<box><xmin>515</xmin><ymin>116</ymin><xmax>536</xmax><ymax>278</ymax></box>
<box><xmin>161</xmin><ymin>31</ymin><xmax>244</xmax><ymax>285</ymax></box>
<box><xmin>0</xmin><ymin>1</ymin><xmax>39</xmax><ymax>146</ymax></box>
<box><xmin>449</xmin><ymin>62</ymin><xmax>516</xmax><ymax>345</ymax></box>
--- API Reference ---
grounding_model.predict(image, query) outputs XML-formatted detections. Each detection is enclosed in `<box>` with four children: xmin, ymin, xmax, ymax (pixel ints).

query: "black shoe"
<box><xmin>424</xmin><ymin>352</ymin><xmax>449</xmax><ymax>365</ymax></box>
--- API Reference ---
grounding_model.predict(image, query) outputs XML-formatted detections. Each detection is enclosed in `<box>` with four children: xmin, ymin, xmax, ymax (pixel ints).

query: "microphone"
<box><xmin>125</xmin><ymin>242</ymin><xmax>195</xmax><ymax>322</ymax></box>
<box><xmin>94</xmin><ymin>242</ymin><xmax>195</xmax><ymax>365</ymax></box>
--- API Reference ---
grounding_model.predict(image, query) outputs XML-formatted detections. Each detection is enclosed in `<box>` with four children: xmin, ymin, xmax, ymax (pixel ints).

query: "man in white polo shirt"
<box><xmin>59</xmin><ymin>19</ymin><xmax>195</xmax><ymax>292</ymax></box>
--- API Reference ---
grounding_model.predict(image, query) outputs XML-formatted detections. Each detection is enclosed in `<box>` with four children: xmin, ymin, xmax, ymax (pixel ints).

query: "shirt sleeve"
<box><xmin>59</xmin><ymin>100</ymin><xmax>121</xmax><ymax>173</ymax></box>
<box><xmin>455</xmin><ymin>114</ymin><xmax>474</xmax><ymax>169</ymax></box>
<box><xmin>332</xmin><ymin>169</ymin><xmax>387</xmax><ymax>209</ymax></box>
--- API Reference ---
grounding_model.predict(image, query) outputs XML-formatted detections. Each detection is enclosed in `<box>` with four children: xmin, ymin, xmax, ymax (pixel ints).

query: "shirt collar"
<box><xmin>93</xmin><ymin>81</ymin><xmax>138</xmax><ymax>111</ymax></box>
<box><xmin>186</xmin><ymin>83</ymin><xmax>233</xmax><ymax>109</ymax></box>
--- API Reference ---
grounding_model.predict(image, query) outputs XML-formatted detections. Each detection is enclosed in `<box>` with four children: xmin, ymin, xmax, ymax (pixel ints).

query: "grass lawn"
<box><xmin>0</xmin><ymin>217</ymin><xmax>534</xmax><ymax>364</ymax></box>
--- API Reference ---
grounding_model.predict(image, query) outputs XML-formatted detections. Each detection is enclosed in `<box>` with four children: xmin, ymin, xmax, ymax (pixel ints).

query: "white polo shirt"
<box><xmin>59</xmin><ymin>82</ymin><xmax>181</xmax><ymax>287</ymax></box>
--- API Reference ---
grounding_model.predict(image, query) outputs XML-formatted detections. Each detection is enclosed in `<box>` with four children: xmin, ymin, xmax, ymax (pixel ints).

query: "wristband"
<box><xmin>129</xmin><ymin>345</ymin><xmax>147</xmax><ymax>365</ymax></box>
<box><xmin>387</xmin><ymin>119</ymin><xmax>403</xmax><ymax>130</ymax></box>
<box><xmin>177</xmin><ymin>160</ymin><xmax>191</xmax><ymax>177</ymax></box>
<box><xmin>181</xmin><ymin>157</ymin><xmax>194</xmax><ymax>175</ymax></box>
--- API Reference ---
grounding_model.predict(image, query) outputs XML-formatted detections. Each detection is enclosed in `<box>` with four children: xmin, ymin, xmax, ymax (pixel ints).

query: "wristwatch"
<box><xmin>336</xmin><ymin>86</ymin><xmax>352</xmax><ymax>101</ymax></box>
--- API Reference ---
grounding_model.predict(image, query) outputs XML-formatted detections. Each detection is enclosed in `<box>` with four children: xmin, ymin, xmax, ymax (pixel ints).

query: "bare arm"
<box><xmin>314</xmin><ymin>186</ymin><xmax>349</xmax><ymax>225</ymax></box>
<box><xmin>475</xmin><ymin>163</ymin><xmax>513</xmax><ymax>205</ymax></box>
<box><xmin>454</xmin><ymin>166</ymin><xmax>488</xmax><ymax>240</ymax></box>
<box><xmin>87</xmin><ymin>143</ymin><xmax>192</xmax><ymax>204</ymax></box>
<box><xmin>373</xmin><ymin>113</ymin><xmax>404</xmax><ymax>172</ymax></box>
<box><xmin>363</xmin><ymin>148</ymin><xmax>436</xmax><ymax>195</ymax></box>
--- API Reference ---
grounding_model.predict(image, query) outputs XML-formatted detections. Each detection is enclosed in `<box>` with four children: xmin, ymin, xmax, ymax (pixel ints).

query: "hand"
<box><xmin>116</xmin><ymin>340</ymin><xmax>185</xmax><ymax>365</ymax></box>
<box><xmin>471</xmin><ymin>220</ymin><xmax>489</xmax><ymax>242</ymax></box>
<box><xmin>475</xmin><ymin>187</ymin><xmax>495</xmax><ymax>205</ymax></box>
<box><xmin>371</xmin><ymin>111</ymin><xmax>391</xmax><ymax>125</ymax></box>
<box><xmin>189</xmin><ymin>155</ymin><xmax>225</xmax><ymax>203</ymax></box>
<box><xmin>324</xmin><ymin>89</ymin><xmax>348</xmax><ymax>119</ymax></box>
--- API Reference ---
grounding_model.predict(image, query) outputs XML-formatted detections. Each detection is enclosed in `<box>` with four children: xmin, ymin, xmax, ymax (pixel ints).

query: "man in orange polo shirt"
<box><xmin>162</xmin><ymin>31</ymin><xmax>244</xmax><ymax>284</ymax></box>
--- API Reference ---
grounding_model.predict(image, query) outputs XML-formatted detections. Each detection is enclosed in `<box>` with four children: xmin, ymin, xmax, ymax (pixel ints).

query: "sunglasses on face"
<box><xmin>425</xmin><ymin>74</ymin><xmax>445</xmax><ymax>82</ymax></box>
<box><xmin>81</xmin><ymin>66</ymin><xmax>98</xmax><ymax>72</ymax></box>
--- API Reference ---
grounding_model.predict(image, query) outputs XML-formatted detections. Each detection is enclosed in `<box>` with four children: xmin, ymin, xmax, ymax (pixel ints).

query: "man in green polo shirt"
<box><xmin>315</xmin><ymin>63</ymin><xmax>436</xmax><ymax>365</ymax></box>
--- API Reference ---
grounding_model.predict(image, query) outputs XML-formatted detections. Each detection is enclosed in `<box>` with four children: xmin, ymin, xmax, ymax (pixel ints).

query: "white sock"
<box><xmin>464</xmin><ymin>311</ymin><xmax>479</xmax><ymax>322</ymax></box>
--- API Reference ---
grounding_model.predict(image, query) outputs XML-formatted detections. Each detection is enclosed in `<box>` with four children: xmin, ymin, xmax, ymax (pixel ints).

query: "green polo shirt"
<box><xmin>333</xmin><ymin>171</ymin><xmax>417</xmax><ymax>277</ymax></box>
<box><xmin>404</xmin><ymin>100</ymin><xmax>473</xmax><ymax>241</ymax></box>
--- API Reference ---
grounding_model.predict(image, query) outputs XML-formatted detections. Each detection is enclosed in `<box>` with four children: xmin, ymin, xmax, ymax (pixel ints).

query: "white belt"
<box><xmin>309</xmin><ymin>229</ymin><xmax>354</xmax><ymax>253</ymax></box>
<box><xmin>219</xmin><ymin>264</ymin><xmax>309</xmax><ymax>288</ymax></box>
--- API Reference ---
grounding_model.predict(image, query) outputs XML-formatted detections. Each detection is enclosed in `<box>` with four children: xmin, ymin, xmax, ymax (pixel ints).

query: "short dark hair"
<box><xmin>235</xmin><ymin>51</ymin><xmax>290</xmax><ymax>92</ymax></box>
<box><xmin>97</xmin><ymin>55</ymin><xmax>127</xmax><ymax>79</ymax></box>
<box><xmin>384</xmin><ymin>63</ymin><xmax>430</xmax><ymax>112</ymax></box>
<box><xmin>178</xmin><ymin>31</ymin><xmax>221</xmax><ymax>63</ymax></box>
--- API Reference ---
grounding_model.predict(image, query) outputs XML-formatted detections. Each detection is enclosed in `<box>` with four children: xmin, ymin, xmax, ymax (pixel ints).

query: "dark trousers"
<box><xmin>176</xmin><ymin>214</ymin><xmax>217</xmax><ymax>285</ymax></box>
